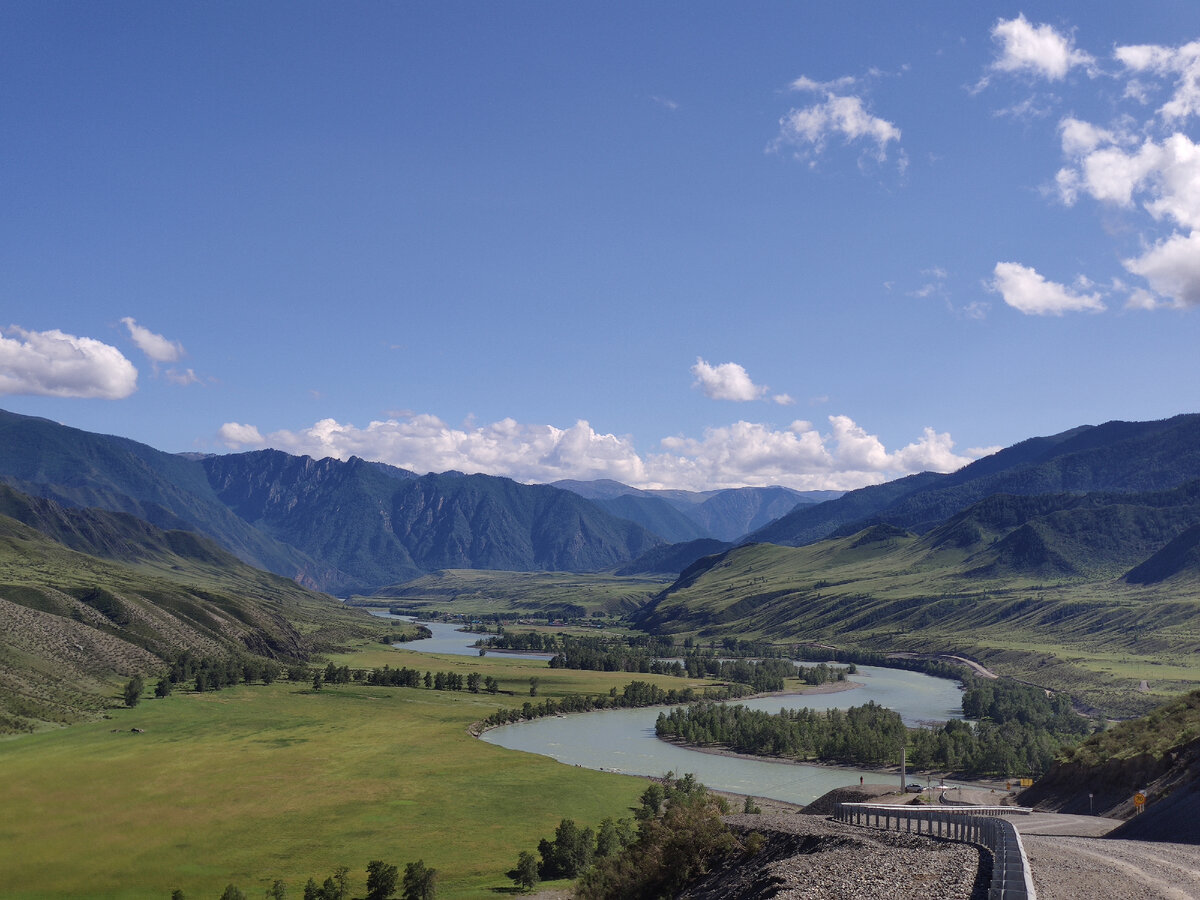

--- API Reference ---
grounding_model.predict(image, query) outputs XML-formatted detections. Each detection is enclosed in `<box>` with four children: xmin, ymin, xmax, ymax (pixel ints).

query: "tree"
<box><xmin>595</xmin><ymin>817</ymin><xmax>634</xmax><ymax>858</ymax></box>
<box><xmin>401</xmin><ymin>859</ymin><xmax>437</xmax><ymax>900</ymax></box>
<box><xmin>266</xmin><ymin>880</ymin><xmax>287</xmax><ymax>900</ymax></box>
<box><xmin>508</xmin><ymin>850</ymin><xmax>540</xmax><ymax>893</ymax></box>
<box><xmin>330</xmin><ymin>865</ymin><xmax>349</xmax><ymax>899</ymax></box>
<box><xmin>538</xmin><ymin>819</ymin><xmax>594</xmax><ymax>879</ymax></box>
<box><xmin>484</xmin><ymin>676</ymin><xmax>499</xmax><ymax>694</ymax></box>
<box><xmin>312</xmin><ymin>671</ymin><xmax>323</xmax><ymax>691</ymax></box>
<box><xmin>529</xmin><ymin>676</ymin><xmax>540</xmax><ymax>697</ymax></box>
<box><xmin>219</xmin><ymin>886</ymin><xmax>246</xmax><ymax>900</ymax></box>
<box><xmin>154</xmin><ymin>676</ymin><xmax>173</xmax><ymax>699</ymax></box>
<box><xmin>466</xmin><ymin>672</ymin><xmax>481</xmax><ymax>693</ymax></box>
<box><xmin>171</xmin><ymin>890</ymin><xmax>185</xmax><ymax>900</ymax></box>
<box><xmin>124</xmin><ymin>674</ymin><xmax>144</xmax><ymax>707</ymax></box>
<box><xmin>365</xmin><ymin>860</ymin><xmax>398</xmax><ymax>900</ymax></box>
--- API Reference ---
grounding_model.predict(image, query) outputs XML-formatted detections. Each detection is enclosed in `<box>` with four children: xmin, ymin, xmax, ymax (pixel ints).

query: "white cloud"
<box><xmin>1125</xmin><ymin>287</ymin><xmax>1167</xmax><ymax>311</ymax></box>
<box><xmin>1123</xmin><ymin>231</ymin><xmax>1200</xmax><ymax>308</ymax></box>
<box><xmin>215</xmin><ymin>412</ymin><xmax>979</xmax><ymax>492</ymax></box>
<box><xmin>691</xmin><ymin>358</ymin><xmax>769</xmax><ymax>402</ymax></box>
<box><xmin>1058</xmin><ymin>117</ymin><xmax>1124</xmax><ymax>157</ymax></box>
<box><xmin>1053</xmin><ymin>126</ymin><xmax>1200</xmax><ymax>306</ymax></box>
<box><xmin>1115</xmin><ymin>40</ymin><xmax>1200</xmax><ymax>122</ymax></box>
<box><xmin>121</xmin><ymin>317</ymin><xmax>184</xmax><ymax>363</ymax></box>
<box><xmin>0</xmin><ymin>325</ymin><xmax>138</xmax><ymax>399</ymax></box>
<box><xmin>166</xmin><ymin>367</ymin><xmax>200</xmax><ymax>386</ymax></box>
<box><xmin>891</xmin><ymin>426</ymin><xmax>979</xmax><ymax>473</ymax></box>
<box><xmin>790</xmin><ymin>74</ymin><xmax>858</xmax><ymax>93</ymax></box>
<box><xmin>772</xmin><ymin>393</ymin><xmax>795</xmax><ymax>406</ymax></box>
<box><xmin>967</xmin><ymin>445</ymin><xmax>1005</xmax><ymax>459</ymax></box>
<box><xmin>218</xmin><ymin>422</ymin><xmax>266</xmax><ymax>447</ymax></box>
<box><xmin>988</xmin><ymin>14</ymin><xmax>1094</xmax><ymax>82</ymax></box>
<box><xmin>1057</xmin><ymin>133</ymin><xmax>1200</xmax><ymax>229</ymax></box>
<box><xmin>989</xmin><ymin>262</ymin><xmax>1106</xmax><ymax>315</ymax></box>
<box><xmin>772</xmin><ymin>79</ymin><xmax>901</xmax><ymax>165</ymax></box>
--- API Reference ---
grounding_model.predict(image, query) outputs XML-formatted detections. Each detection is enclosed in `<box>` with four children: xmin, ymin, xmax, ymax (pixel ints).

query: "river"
<box><xmin>370</xmin><ymin>610</ymin><xmax>965</xmax><ymax>804</ymax></box>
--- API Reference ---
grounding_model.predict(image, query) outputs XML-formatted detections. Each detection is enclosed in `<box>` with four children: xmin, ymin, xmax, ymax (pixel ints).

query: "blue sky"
<box><xmin>3</xmin><ymin>3</ymin><xmax>1199</xmax><ymax>491</ymax></box>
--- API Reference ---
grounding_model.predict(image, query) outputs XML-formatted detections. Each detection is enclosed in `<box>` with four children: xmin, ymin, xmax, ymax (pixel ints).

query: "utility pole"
<box><xmin>900</xmin><ymin>744</ymin><xmax>906</xmax><ymax>793</ymax></box>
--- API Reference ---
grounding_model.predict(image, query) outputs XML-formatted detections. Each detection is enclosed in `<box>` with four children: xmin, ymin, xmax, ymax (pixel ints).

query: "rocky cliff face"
<box><xmin>202</xmin><ymin>452</ymin><xmax>663</xmax><ymax>593</ymax></box>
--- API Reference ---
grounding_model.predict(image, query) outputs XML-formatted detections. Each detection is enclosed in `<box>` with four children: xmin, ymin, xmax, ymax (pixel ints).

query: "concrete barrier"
<box><xmin>835</xmin><ymin>803</ymin><xmax>1037</xmax><ymax>900</ymax></box>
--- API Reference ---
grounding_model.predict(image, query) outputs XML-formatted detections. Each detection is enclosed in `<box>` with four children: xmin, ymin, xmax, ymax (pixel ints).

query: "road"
<box><xmin>1016</xmin><ymin>813</ymin><xmax>1200</xmax><ymax>899</ymax></box>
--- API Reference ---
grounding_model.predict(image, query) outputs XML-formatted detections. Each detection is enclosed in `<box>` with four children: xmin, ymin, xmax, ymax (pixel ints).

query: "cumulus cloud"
<box><xmin>218</xmin><ymin>422</ymin><xmax>266</xmax><ymax>447</ymax></box>
<box><xmin>121</xmin><ymin>317</ymin><xmax>184</xmax><ymax>364</ymax></box>
<box><xmin>989</xmin><ymin>262</ymin><xmax>1106</xmax><ymax>315</ymax></box>
<box><xmin>0</xmin><ymin>325</ymin><xmax>138</xmax><ymax>399</ymax></box>
<box><xmin>1054</xmin><ymin>123</ymin><xmax>1200</xmax><ymax>307</ymax></box>
<box><xmin>215</xmin><ymin>412</ymin><xmax>978</xmax><ymax>492</ymax></box>
<box><xmin>774</xmin><ymin>93</ymin><xmax>901</xmax><ymax>164</ymax></box>
<box><xmin>1124</xmin><ymin>231</ymin><xmax>1200</xmax><ymax>307</ymax></box>
<box><xmin>1057</xmin><ymin>133</ymin><xmax>1200</xmax><ymax>228</ymax></box>
<box><xmin>1115</xmin><ymin>40</ymin><xmax>1200</xmax><ymax>122</ymax></box>
<box><xmin>987</xmin><ymin>14</ymin><xmax>1094</xmax><ymax>82</ymax></box>
<box><xmin>691</xmin><ymin>358</ymin><xmax>770</xmax><ymax>402</ymax></box>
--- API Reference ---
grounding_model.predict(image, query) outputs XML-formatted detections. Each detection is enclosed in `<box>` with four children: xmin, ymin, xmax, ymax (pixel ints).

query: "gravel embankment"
<box><xmin>679</xmin><ymin>813</ymin><xmax>986</xmax><ymax>900</ymax></box>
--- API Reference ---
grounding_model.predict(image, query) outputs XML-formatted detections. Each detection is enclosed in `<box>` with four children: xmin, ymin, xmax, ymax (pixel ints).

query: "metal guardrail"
<box><xmin>835</xmin><ymin>802</ymin><xmax>1037</xmax><ymax>900</ymax></box>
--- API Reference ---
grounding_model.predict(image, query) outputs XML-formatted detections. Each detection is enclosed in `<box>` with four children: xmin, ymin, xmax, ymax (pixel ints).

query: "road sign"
<box><xmin>1134</xmin><ymin>791</ymin><xmax>1146</xmax><ymax>811</ymax></box>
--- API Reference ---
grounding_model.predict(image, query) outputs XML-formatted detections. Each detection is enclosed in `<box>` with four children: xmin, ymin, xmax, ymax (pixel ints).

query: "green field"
<box><xmin>356</xmin><ymin>569</ymin><xmax>670</xmax><ymax>618</ymax></box>
<box><xmin>0</xmin><ymin>645</ymin><xmax>689</xmax><ymax>899</ymax></box>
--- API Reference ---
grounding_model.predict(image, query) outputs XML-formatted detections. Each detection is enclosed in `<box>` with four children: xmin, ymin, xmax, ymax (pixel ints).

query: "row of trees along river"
<box><xmin>475</xmin><ymin>630</ymin><xmax>850</xmax><ymax>692</ymax></box>
<box><xmin>654</xmin><ymin>676</ymin><xmax>1092</xmax><ymax>778</ymax></box>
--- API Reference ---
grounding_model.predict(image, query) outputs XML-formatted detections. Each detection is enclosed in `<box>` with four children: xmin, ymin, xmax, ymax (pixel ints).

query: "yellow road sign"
<box><xmin>1134</xmin><ymin>792</ymin><xmax>1146</xmax><ymax>808</ymax></box>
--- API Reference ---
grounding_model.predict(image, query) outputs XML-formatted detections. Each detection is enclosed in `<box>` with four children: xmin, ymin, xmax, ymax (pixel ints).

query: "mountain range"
<box><xmin>6</xmin><ymin>408</ymin><xmax>1200</xmax><ymax>721</ymax></box>
<box><xmin>0</xmin><ymin>409</ymin><xmax>831</xmax><ymax>595</ymax></box>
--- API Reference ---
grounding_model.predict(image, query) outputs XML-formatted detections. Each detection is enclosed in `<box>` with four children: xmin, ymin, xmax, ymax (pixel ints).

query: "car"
<box><xmin>905</xmin><ymin>783</ymin><xmax>924</xmax><ymax>793</ymax></box>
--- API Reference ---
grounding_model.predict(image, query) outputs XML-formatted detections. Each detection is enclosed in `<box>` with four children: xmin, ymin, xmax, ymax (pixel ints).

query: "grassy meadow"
<box><xmin>0</xmin><ymin>644</ymin><xmax>691</xmax><ymax>900</ymax></box>
<box><xmin>638</xmin><ymin>538</ymin><xmax>1200</xmax><ymax>716</ymax></box>
<box><xmin>356</xmin><ymin>568</ymin><xmax>671</xmax><ymax>618</ymax></box>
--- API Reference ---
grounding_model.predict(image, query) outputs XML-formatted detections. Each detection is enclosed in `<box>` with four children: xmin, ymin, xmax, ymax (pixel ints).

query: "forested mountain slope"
<box><xmin>0</xmin><ymin>410</ymin><xmax>664</xmax><ymax>594</ymax></box>
<box><xmin>747</xmin><ymin>414</ymin><xmax>1200</xmax><ymax>547</ymax></box>
<box><xmin>204</xmin><ymin>452</ymin><xmax>663</xmax><ymax>593</ymax></box>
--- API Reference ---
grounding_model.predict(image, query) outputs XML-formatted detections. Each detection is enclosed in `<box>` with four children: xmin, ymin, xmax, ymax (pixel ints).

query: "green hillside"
<box><xmin>1020</xmin><ymin>688</ymin><xmax>1200</xmax><ymax>839</ymax></box>
<box><xmin>636</xmin><ymin>484</ymin><xmax>1200</xmax><ymax>715</ymax></box>
<box><xmin>0</xmin><ymin>488</ymin><xmax>391</xmax><ymax>733</ymax></box>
